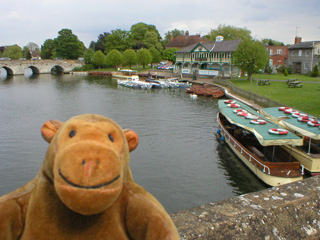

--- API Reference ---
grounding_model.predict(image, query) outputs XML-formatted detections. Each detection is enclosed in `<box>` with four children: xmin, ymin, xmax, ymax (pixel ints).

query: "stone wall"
<box><xmin>171</xmin><ymin>176</ymin><xmax>320</xmax><ymax>239</ymax></box>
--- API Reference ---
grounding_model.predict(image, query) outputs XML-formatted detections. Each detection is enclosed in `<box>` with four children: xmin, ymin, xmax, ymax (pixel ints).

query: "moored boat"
<box><xmin>261</xmin><ymin>107</ymin><xmax>320</xmax><ymax>175</ymax></box>
<box><xmin>218</xmin><ymin>100</ymin><xmax>304</xmax><ymax>186</ymax></box>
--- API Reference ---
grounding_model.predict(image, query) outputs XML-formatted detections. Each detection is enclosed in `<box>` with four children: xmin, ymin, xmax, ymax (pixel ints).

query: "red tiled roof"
<box><xmin>166</xmin><ymin>35</ymin><xmax>209</xmax><ymax>48</ymax></box>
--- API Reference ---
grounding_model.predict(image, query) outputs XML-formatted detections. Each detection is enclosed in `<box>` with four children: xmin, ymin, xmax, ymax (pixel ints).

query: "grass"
<box><xmin>230</xmin><ymin>74</ymin><xmax>320</xmax><ymax>117</ymax></box>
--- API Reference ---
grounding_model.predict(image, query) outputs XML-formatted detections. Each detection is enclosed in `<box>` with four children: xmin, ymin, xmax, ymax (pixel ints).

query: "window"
<box><xmin>291</xmin><ymin>51</ymin><xmax>295</xmax><ymax>56</ymax></box>
<box><xmin>270</xmin><ymin>49</ymin><xmax>273</xmax><ymax>55</ymax></box>
<box><xmin>298</xmin><ymin>50</ymin><xmax>302</xmax><ymax>56</ymax></box>
<box><xmin>277</xmin><ymin>49</ymin><xmax>282</xmax><ymax>54</ymax></box>
<box><xmin>306</xmin><ymin>50</ymin><xmax>309</xmax><ymax>56</ymax></box>
<box><xmin>304</xmin><ymin>62</ymin><xmax>308</xmax><ymax>69</ymax></box>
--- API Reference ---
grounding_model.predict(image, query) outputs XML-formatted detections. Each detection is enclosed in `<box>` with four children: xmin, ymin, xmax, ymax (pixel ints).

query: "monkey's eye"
<box><xmin>108</xmin><ymin>134</ymin><xmax>114</xmax><ymax>142</ymax></box>
<box><xmin>69</xmin><ymin>130</ymin><xmax>76</xmax><ymax>138</ymax></box>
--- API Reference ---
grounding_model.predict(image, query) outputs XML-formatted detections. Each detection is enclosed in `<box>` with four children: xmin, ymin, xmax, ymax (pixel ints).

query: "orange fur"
<box><xmin>0</xmin><ymin>114</ymin><xmax>180</xmax><ymax>239</ymax></box>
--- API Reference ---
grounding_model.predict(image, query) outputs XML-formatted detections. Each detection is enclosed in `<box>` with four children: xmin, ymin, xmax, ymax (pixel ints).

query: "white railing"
<box><xmin>217</xmin><ymin>114</ymin><xmax>271</xmax><ymax>175</ymax></box>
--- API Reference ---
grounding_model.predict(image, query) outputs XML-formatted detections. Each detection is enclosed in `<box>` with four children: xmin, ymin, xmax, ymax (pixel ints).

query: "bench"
<box><xmin>247</xmin><ymin>145</ymin><xmax>265</xmax><ymax>158</ymax></box>
<box><xmin>257</xmin><ymin>79</ymin><xmax>271</xmax><ymax>85</ymax></box>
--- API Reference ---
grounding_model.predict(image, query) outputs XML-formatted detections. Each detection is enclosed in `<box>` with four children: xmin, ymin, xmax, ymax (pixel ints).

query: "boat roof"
<box><xmin>261</xmin><ymin>107</ymin><xmax>320</xmax><ymax>140</ymax></box>
<box><xmin>218</xmin><ymin>100</ymin><xmax>303</xmax><ymax>146</ymax></box>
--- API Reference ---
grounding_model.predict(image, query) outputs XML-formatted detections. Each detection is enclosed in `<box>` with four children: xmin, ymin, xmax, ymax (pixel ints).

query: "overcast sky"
<box><xmin>1</xmin><ymin>0</ymin><xmax>319</xmax><ymax>48</ymax></box>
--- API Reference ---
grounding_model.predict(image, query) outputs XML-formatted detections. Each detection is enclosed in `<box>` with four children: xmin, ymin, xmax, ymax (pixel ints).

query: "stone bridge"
<box><xmin>0</xmin><ymin>59</ymin><xmax>84</xmax><ymax>75</ymax></box>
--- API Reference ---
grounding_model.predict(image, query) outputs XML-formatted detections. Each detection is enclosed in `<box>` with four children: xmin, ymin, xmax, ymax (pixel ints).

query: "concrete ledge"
<box><xmin>171</xmin><ymin>176</ymin><xmax>320</xmax><ymax>239</ymax></box>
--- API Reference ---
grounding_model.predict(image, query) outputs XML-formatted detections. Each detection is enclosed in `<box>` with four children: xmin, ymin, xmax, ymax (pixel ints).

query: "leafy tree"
<box><xmin>41</xmin><ymin>39</ymin><xmax>55</xmax><ymax>59</ymax></box>
<box><xmin>106</xmin><ymin>49</ymin><xmax>123</xmax><ymax>69</ymax></box>
<box><xmin>208</xmin><ymin>24</ymin><xmax>252</xmax><ymax>41</ymax></box>
<box><xmin>233</xmin><ymin>39</ymin><xmax>268</xmax><ymax>81</ymax></box>
<box><xmin>130</xmin><ymin>22</ymin><xmax>161</xmax><ymax>50</ymax></box>
<box><xmin>104</xmin><ymin>29</ymin><xmax>131</xmax><ymax>54</ymax></box>
<box><xmin>311</xmin><ymin>65</ymin><xmax>319</xmax><ymax>77</ymax></box>
<box><xmin>26</xmin><ymin>50</ymin><xmax>32</xmax><ymax>60</ymax></box>
<box><xmin>2</xmin><ymin>45</ymin><xmax>23</xmax><ymax>59</ymax></box>
<box><xmin>122</xmin><ymin>49</ymin><xmax>137</xmax><ymax>68</ymax></box>
<box><xmin>261</xmin><ymin>38</ymin><xmax>284</xmax><ymax>46</ymax></box>
<box><xmin>92</xmin><ymin>50</ymin><xmax>106</xmax><ymax>68</ymax></box>
<box><xmin>162</xmin><ymin>48</ymin><xmax>178</xmax><ymax>63</ymax></box>
<box><xmin>149</xmin><ymin>47</ymin><xmax>161</xmax><ymax>67</ymax></box>
<box><xmin>89</xmin><ymin>32</ymin><xmax>110</xmax><ymax>52</ymax></box>
<box><xmin>84</xmin><ymin>48</ymin><xmax>94</xmax><ymax>64</ymax></box>
<box><xmin>22</xmin><ymin>46</ymin><xmax>30</xmax><ymax>58</ymax></box>
<box><xmin>54</xmin><ymin>29</ymin><xmax>85</xmax><ymax>59</ymax></box>
<box><xmin>137</xmin><ymin>49</ymin><xmax>152</xmax><ymax>69</ymax></box>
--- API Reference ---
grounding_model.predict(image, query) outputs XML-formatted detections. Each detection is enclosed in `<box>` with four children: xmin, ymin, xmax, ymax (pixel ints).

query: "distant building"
<box><xmin>166</xmin><ymin>31</ymin><xmax>209</xmax><ymax>49</ymax></box>
<box><xmin>174</xmin><ymin>36</ymin><xmax>240</xmax><ymax>77</ymax></box>
<box><xmin>287</xmin><ymin>37</ymin><xmax>320</xmax><ymax>74</ymax></box>
<box><xmin>265</xmin><ymin>45</ymin><xmax>288</xmax><ymax>72</ymax></box>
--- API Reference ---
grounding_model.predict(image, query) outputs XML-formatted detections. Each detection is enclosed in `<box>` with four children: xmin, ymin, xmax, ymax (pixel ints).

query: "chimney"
<box><xmin>185</xmin><ymin>31</ymin><xmax>189</xmax><ymax>37</ymax></box>
<box><xmin>295</xmin><ymin>36</ymin><xmax>302</xmax><ymax>44</ymax></box>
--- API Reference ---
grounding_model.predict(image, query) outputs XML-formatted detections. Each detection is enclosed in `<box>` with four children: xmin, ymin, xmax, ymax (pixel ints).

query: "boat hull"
<box><xmin>217</xmin><ymin>114</ymin><xmax>303</xmax><ymax>186</ymax></box>
<box><xmin>283</xmin><ymin>146</ymin><xmax>320</xmax><ymax>175</ymax></box>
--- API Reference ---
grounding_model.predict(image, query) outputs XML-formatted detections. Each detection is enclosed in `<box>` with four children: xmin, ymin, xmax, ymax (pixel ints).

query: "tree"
<box><xmin>89</xmin><ymin>32</ymin><xmax>110</xmax><ymax>52</ymax></box>
<box><xmin>233</xmin><ymin>39</ymin><xmax>268</xmax><ymax>81</ymax></box>
<box><xmin>137</xmin><ymin>49</ymin><xmax>152</xmax><ymax>69</ymax></box>
<box><xmin>84</xmin><ymin>48</ymin><xmax>94</xmax><ymax>64</ymax></box>
<box><xmin>54</xmin><ymin>29</ymin><xmax>85</xmax><ymax>59</ymax></box>
<box><xmin>122</xmin><ymin>49</ymin><xmax>137</xmax><ymax>68</ymax></box>
<box><xmin>106</xmin><ymin>49</ymin><xmax>123</xmax><ymax>69</ymax></box>
<box><xmin>2</xmin><ymin>45</ymin><xmax>23</xmax><ymax>59</ymax></box>
<box><xmin>162</xmin><ymin>48</ymin><xmax>178</xmax><ymax>63</ymax></box>
<box><xmin>261</xmin><ymin>38</ymin><xmax>284</xmax><ymax>46</ymax></box>
<box><xmin>41</xmin><ymin>39</ymin><xmax>55</xmax><ymax>59</ymax></box>
<box><xmin>22</xmin><ymin>46</ymin><xmax>30</xmax><ymax>59</ymax></box>
<box><xmin>26</xmin><ymin>42</ymin><xmax>39</xmax><ymax>52</ymax></box>
<box><xmin>149</xmin><ymin>47</ymin><xmax>161</xmax><ymax>68</ymax></box>
<box><xmin>92</xmin><ymin>50</ymin><xmax>106</xmax><ymax>68</ymax></box>
<box><xmin>208</xmin><ymin>24</ymin><xmax>252</xmax><ymax>41</ymax></box>
<box><xmin>311</xmin><ymin>65</ymin><xmax>319</xmax><ymax>77</ymax></box>
<box><xmin>104</xmin><ymin>29</ymin><xmax>131</xmax><ymax>54</ymax></box>
<box><xmin>130</xmin><ymin>22</ymin><xmax>161</xmax><ymax>50</ymax></box>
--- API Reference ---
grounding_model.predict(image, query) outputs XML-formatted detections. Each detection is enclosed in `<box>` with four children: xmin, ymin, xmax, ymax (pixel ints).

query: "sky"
<box><xmin>1</xmin><ymin>0</ymin><xmax>320</xmax><ymax>48</ymax></box>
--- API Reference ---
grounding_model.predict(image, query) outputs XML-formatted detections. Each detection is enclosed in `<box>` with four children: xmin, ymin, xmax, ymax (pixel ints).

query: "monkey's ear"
<box><xmin>124</xmin><ymin>129</ymin><xmax>139</xmax><ymax>152</ymax></box>
<box><xmin>41</xmin><ymin>120</ymin><xmax>63</xmax><ymax>143</ymax></box>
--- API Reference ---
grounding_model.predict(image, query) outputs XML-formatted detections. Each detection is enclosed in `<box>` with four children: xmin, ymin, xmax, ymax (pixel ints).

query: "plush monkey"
<box><xmin>0</xmin><ymin>114</ymin><xmax>180</xmax><ymax>239</ymax></box>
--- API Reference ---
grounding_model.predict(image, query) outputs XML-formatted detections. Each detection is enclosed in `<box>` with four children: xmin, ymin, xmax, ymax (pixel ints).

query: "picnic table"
<box><xmin>257</xmin><ymin>79</ymin><xmax>271</xmax><ymax>85</ymax></box>
<box><xmin>287</xmin><ymin>80</ymin><xmax>303</xmax><ymax>88</ymax></box>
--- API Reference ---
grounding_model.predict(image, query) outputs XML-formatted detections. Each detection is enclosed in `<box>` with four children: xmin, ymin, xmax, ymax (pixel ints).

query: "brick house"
<box><xmin>287</xmin><ymin>37</ymin><xmax>320</xmax><ymax>74</ymax></box>
<box><xmin>166</xmin><ymin>31</ymin><xmax>209</xmax><ymax>49</ymax></box>
<box><xmin>174</xmin><ymin>36</ymin><xmax>240</xmax><ymax>77</ymax></box>
<box><xmin>265</xmin><ymin>45</ymin><xmax>288</xmax><ymax>72</ymax></box>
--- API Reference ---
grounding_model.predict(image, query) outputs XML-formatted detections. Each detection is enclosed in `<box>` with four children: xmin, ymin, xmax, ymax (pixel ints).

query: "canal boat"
<box><xmin>217</xmin><ymin>100</ymin><xmax>304</xmax><ymax>186</ymax></box>
<box><xmin>260</xmin><ymin>107</ymin><xmax>320</xmax><ymax>175</ymax></box>
<box><xmin>117</xmin><ymin>75</ymin><xmax>154</xmax><ymax>89</ymax></box>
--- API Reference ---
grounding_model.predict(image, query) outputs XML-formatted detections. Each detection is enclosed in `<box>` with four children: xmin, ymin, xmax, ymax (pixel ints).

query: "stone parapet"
<box><xmin>171</xmin><ymin>176</ymin><xmax>320</xmax><ymax>239</ymax></box>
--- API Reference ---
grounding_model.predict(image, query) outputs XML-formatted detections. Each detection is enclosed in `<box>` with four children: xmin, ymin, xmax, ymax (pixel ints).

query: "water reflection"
<box><xmin>0</xmin><ymin>74</ymin><xmax>268</xmax><ymax>213</ymax></box>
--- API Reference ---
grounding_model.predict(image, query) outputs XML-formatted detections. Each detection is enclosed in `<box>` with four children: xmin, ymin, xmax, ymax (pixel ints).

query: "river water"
<box><xmin>0</xmin><ymin>73</ymin><xmax>267</xmax><ymax>213</ymax></box>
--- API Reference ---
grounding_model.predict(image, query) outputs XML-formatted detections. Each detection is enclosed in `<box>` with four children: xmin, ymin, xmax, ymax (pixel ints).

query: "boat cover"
<box><xmin>218</xmin><ymin>100</ymin><xmax>303</xmax><ymax>146</ymax></box>
<box><xmin>261</xmin><ymin>107</ymin><xmax>320</xmax><ymax>140</ymax></box>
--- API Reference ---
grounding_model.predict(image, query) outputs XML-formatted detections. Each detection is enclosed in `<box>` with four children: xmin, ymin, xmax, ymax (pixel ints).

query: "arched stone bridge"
<box><xmin>0</xmin><ymin>59</ymin><xmax>84</xmax><ymax>75</ymax></box>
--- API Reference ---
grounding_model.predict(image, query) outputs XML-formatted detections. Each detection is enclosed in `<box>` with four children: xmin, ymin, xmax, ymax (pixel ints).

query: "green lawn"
<box><xmin>230</xmin><ymin>74</ymin><xmax>320</xmax><ymax>117</ymax></box>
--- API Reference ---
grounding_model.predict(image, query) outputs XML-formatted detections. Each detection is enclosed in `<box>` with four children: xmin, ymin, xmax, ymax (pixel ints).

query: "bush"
<box><xmin>311</xmin><ymin>65</ymin><xmax>319</xmax><ymax>77</ymax></box>
<box><xmin>276</xmin><ymin>65</ymin><xmax>287</xmax><ymax>74</ymax></box>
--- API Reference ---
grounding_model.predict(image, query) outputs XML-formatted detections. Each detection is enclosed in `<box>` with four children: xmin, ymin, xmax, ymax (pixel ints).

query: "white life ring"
<box><xmin>307</xmin><ymin>121</ymin><xmax>320</xmax><ymax>127</ymax></box>
<box><xmin>227</xmin><ymin>103</ymin><xmax>240</xmax><ymax>108</ymax></box>
<box><xmin>250</xmin><ymin>119</ymin><xmax>267</xmax><ymax>125</ymax></box>
<box><xmin>268</xmin><ymin>128</ymin><xmax>288</xmax><ymax>135</ymax></box>
<box><xmin>237</xmin><ymin>111</ymin><xmax>248</xmax><ymax>117</ymax></box>
<box><xmin>245</xmin><ymin>114</ymin><xmax>259</xmax><ymax>120</ymax></box>
<box><xmin>292</xmin><ymin>112</ymin><xmax>306</xmax><ymax>118</ymax></box>
<box><xmin>298</xmin><ymin>116</ymin><xmax>313</xmax><ymax>122</ymax></box>
<box><xmin>284</xmin><ymin>108</ymin><xmax>293</xmax><ymax>114</ymax></box>
<box><xmin>279</xmin><ymin>107</ymin><xmax>290</xmax><ymax>111</ymax></box>
<box><xmin>233</xmin><ymin>109</ymin><xmax>247</xmax><ymax>114</ymax></box>
<box><xmin>224</xmin><ymin>100</ymin><xmax>235</xmax><ymax>104</ymax></box>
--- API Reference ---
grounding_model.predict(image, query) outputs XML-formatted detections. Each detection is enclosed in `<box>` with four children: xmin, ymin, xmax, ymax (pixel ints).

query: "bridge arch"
<box><xmin>0</xmin><ymin>66</ymin><xmax>14</xmax><ymax>75</ymax></box>
<box><xmin>26</xmin><ymin>66</ymin><xmax>40</xmax><ymax>75</ymax></box>
<box><xmin>51</xmin><ymin>65</ymin><xmax>64</xmax><ymax>74</ymax></box>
